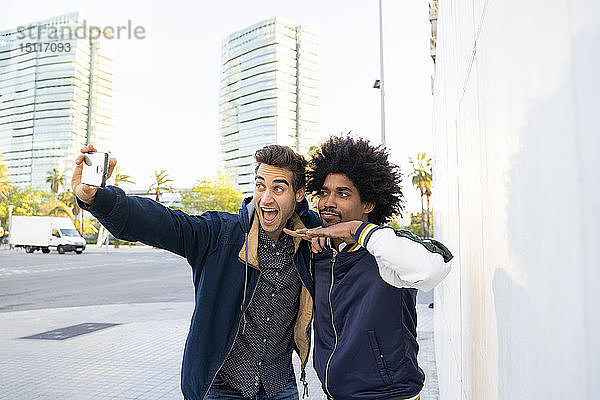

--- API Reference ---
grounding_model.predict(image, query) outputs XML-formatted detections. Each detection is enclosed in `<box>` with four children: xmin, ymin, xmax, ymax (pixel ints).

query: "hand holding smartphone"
<box><xmin>73</xmin><ymin>144</ymin><xmax>117</xmax><ymax>206</ymax></box>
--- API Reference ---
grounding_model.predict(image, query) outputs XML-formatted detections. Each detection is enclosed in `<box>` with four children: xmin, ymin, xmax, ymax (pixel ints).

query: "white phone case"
<box><xmin>81</xmin><ymin>152</ymin><xmax>109</xmax><ymax>187</ymax></box>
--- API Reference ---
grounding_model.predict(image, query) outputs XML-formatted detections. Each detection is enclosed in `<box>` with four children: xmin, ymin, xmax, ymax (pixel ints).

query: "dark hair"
<box><xmin>306</xmin><ymin>136</ymin><xmax>404</xmax><ymax>225</ymax></box>
<box><xmin>254</xmin><ymin>145</ymin><xmax>308</xmax><ymax>192</ymax></box>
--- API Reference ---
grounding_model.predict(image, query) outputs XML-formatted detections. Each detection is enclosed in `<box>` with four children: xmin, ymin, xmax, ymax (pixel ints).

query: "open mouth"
<box><xmin>261</xmin><ymin>207</ymin><xmax>279</xmax><ymax>225</ymax></box>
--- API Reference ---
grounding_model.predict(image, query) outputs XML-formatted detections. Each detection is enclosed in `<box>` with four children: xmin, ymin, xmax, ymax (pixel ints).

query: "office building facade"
<box><xmin>0</xmin><ymin>12</ymin><xmax>114</xmax><ymax>189</ymax></box>
<box><xmin>219</xmin><ymin>17</ymin><xmax>320</xmax><ymax>195</ymax></box>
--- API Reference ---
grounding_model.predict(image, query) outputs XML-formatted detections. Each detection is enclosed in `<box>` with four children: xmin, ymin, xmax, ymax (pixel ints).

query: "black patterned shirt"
<box><xmin>219</xmin><ymin>221</ymin><xmax>302</xmax><ymax>398</ymax></box>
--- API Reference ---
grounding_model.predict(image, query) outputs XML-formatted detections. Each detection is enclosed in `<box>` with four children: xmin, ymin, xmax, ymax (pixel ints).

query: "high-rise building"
<box><xmin>219</xmin><ymin>17</ymin><xmax>320</xmax><ymax>195</ymax></box>
<box><xmin>0</xmin><ymin>12</ymin><xmax>114</xmax><ymax>189</ymax></box>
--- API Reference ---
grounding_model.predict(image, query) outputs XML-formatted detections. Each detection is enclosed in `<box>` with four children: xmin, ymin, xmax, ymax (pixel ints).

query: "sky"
<box><xmin>2</xmin><ymin>0</ymin><xmax>435</xmax><ymax>214</ymax></box>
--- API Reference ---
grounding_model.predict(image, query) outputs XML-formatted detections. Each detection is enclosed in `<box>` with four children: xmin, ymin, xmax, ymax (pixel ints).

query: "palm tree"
<box><xmin>148</xmin><ymin>169</ymin><xmax>175</xmax><ymax>202</ymax></box>
<box><xmin>0</xmin><ymin>155</ymin><xmax>12</xmax><ymax>201</ymax></box>
<box><xmin>424</xmin><ymin>185</ymin><xmax>432</xmax><ymax>238</ymax></box>
<box><xmin>112</xmin><ymin>167</ymin><xmax>135</xmax><ymax>247</ymax></box>
<box><xmin>58</xmin><ymin>189</ymin><xmax>82</xmax><ymax>233</ymax></box>
<box><xmin>40</xmin><ymin>200</ymin><xmax>74</xmax><ymax>220</ymax></box>
<box><xmin>409</xmin><ymin>153</ymin><xmax>432</xmax><ymax>237</ymax></box>
<box><xmin>114</xmin><ymin>167</ymin><xmax>135</xmax><ymax>188</ymax></box>
<box><xmin>46</xmin><ymin>168</ymin><xmax>64</xmax><ymax>198</ymax></box>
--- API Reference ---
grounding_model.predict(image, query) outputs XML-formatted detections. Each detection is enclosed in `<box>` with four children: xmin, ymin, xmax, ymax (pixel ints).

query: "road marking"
<box><xmin>0</xmin><ymin>257</ymin><xmax>186</xmax><ymax>278</ymax></box>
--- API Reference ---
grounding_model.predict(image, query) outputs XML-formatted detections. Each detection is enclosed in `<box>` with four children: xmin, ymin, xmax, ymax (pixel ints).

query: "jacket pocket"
<box><xmin>367</xmin><ymin>330</ymin><xmax>393</xmax><ymax>386</ymax></box>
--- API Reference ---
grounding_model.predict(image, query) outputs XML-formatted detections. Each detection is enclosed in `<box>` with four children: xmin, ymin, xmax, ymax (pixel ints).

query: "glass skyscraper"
<box><xmin>0</xmin><ymin>12</ymin><xmax>114</xmax><ymax>189</ymax></box>
<box><xmin>219</xmin><ymin>17</ymin><xmax>320</xmax><ymax>195</ymax></box>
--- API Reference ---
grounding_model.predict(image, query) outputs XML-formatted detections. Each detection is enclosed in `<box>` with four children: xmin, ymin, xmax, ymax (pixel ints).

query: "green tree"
<box><xmin>40</xmin><ymin>200</ymin><xmax>74</xmax><ymax>219</ymax></box>
<box><xmin>58</xmin><ymin>189</ymin><xmax>80</xmax><ymax>216</ymax></box>
<box><xmin>46</xmin><ymin>168</ymin><xmax>64</xmax><ymax>198</ymax></box>
<box><xmin>110</xmin><ymin>167</ymin><xmax>135</xmax><ymax>247</ymax></box>
<box><xmin>389</xmin><ymin>212</ymin><xmax>431</xmax><ymax>237</ymax></box>
<box><xmin>148</xmin><ymin>169</ymin><xmax>175</xmax><ymax>202</ymax></box>
<box><xmin>387</xmin><ymin>218</ymin><xmax>403</xmax><ymax>230</ymax></box>
<box><xmin>58</xmin><ymin>189</ymin><xmax>82</xmax><ymax>233</ymax></box>
<box><xmin>425</xmin><ymin>184</ymin><xmax>432</xmax><ymax>237</ymax></box>
<box><xmin>409</xmin><ymin>153</ymin><xmax>432</xmax><ymax>237</ymax></box>
<box><xmin>402</xmin><ymin>212</ymin><xmax>432</xmax><ymax>237</ymax></box>
<box><xmin>0</xmin><ymin>155</ymin><xmax>12</xmax><ymax>201</ymax></box>
<box><xmin>180</xmin><ymin>173</ymin><xmax>242</xmax><ymax>214</ymax></box>
<box><xmin>0</xmin><ymin>188</ymin><xmax>54</xmax><ymax>228</ymax></box>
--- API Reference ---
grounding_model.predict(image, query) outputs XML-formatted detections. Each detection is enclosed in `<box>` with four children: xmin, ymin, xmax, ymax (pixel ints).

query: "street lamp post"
<box><xmin>378</xmin><ymin>0</ymin><xmax>386</xmax><ymax>146</ymax></box>
<box><xmin>7</xmin><ymin>205</ymin><xmax>14</xmax><ymax>249</ymax></box>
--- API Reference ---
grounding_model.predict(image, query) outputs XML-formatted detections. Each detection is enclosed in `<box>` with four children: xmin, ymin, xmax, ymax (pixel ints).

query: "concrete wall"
<box><xmin>431</xmin><ymin>1</ymin><xmax>600</xmax><ymax>399</ymax></box>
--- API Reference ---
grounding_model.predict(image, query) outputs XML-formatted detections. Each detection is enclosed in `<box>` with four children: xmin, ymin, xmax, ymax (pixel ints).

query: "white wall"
<box><xmin>431</xmin><ymin>1</ymin><xmax>600</xmax><ymax>399</ymax></box>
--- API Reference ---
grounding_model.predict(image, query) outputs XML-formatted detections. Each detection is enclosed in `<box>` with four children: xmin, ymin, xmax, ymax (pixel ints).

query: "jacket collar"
<box><xmin>239</xmin><ymin>196</ymin><xmax>254</xmax><ymax>233</ymax></box>
<box><xmin>339</xmin><ymin>242</ymin><xmax>362</xmax><ymax>253</ymax></box>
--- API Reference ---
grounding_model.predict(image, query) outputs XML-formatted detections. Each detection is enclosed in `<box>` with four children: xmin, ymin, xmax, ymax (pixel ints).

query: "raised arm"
<box><xmin>353</xmin><ymin>222</ymin><xmax>453</xmax><ymax>292</ymax></box>
<box><xmin>72</xmin><ymin>145</ymin><xmax>215</xmax><ymax>262</ymax></box>
<box><xmin>285</xmin><ymin>221</ymin><xmax>454</xmax><ymax>292</ymax></box>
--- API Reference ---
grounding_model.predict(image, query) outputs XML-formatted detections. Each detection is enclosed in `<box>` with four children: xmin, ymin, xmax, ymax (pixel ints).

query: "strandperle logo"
<box><xmin>15</xmin><ymin>19</ymin><xmax>146</xmax><ymax>40</ymax></box>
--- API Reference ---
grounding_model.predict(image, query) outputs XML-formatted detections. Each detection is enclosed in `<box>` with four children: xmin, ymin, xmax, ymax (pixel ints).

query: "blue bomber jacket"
<box><xmin>313</xmin><ymin>222</ymin><xmax>453</xmax><ymax>400</ymax></box>
<box><xmin>78</xmin><ymin>185</ymin><xmax>320</xmax><ymax>400</ymax></box>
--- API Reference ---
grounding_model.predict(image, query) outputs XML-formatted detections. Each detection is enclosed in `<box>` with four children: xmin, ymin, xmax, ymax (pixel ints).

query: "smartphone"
<box><xmin>81</xmin><ymin>152</ymin><xmax>109</xmax><ymax>188</ymax></box>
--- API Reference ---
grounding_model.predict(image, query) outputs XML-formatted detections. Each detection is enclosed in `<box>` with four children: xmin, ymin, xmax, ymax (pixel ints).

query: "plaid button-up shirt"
<box><xmin>219</xmin><ymin>221</ymin><xmax>302</xmax><ymax>398</ymax></box>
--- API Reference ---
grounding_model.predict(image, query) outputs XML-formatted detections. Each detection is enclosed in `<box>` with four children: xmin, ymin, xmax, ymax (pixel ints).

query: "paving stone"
<box><xmin>0</xmin><ymin>302</ymin><xmax>439</xmax><ymax>399</ymax></box>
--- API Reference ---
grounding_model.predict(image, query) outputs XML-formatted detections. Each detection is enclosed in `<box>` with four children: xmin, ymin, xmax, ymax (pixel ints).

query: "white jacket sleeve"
<box><xmin>354</xmin><ymin>222</ymin><xmax>453</xmax><ymax>292</ymax></box>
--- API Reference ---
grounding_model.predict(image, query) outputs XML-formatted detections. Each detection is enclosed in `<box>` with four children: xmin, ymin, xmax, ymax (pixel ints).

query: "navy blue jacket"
<box><xmin>312</xmin><ymin>225</ymin><xmax>453</xmax><ymax>400</ymax></box>
<box><xmin>79</xmin><ymin>185</ymin><xmax>320</xmax><ymax>400</ymax></box>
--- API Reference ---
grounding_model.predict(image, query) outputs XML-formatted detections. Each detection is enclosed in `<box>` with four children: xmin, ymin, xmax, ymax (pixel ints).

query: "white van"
<box><xmin>10</xmin><ymin>216</ymin><xmax>87</xmax><ymax>254</ymax></box>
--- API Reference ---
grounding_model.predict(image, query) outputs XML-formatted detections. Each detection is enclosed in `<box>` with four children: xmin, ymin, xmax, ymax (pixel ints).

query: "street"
<box><xmin>0</xmin><ymin>247</ymin><xmax>193</xmax><ymax>313</ymax></box>
<box><xmin>0</xmin><ymin>247</ymin><xmax>438</xmax><ymax>399</ymax></box>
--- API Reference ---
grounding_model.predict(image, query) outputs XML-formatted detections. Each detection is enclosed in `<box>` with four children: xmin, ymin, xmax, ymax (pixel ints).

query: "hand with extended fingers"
<box><xmin>283</xmin><ymin>221</ymin><xmax>364</xmax><ymax>253</ymax></box>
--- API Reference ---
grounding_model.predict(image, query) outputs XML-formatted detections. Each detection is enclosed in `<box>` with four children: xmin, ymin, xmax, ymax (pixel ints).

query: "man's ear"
<box><xmin>362</xmin><ymin>202</ymin><xmax>375</xmax><ymax>214</ymax></box>
<box><xmin>295</xmin><ymin>187</ymin><xmax>306</xmax><ymax>203</ymax></box>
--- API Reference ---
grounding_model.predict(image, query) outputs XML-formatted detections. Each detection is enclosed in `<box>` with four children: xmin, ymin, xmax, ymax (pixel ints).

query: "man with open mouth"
<box><xmin>72</xmin><ymin>144</ymin><xmax>320</xmax><ymax>400</ymax></box>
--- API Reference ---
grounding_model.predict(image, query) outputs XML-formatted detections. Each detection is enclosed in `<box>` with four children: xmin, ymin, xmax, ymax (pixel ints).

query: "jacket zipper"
<box><xmin>324</xmin><ymin>248</ymin><xmax>338</xmax><ymax>398</ymax></box>
<box><xmin>201</xmin><ymin>270</ymin><xmax>262</xmax><ymax>400</ymax></box>
<box><xmin>292</xmin><ymin>258</ymin><xmax>312</xmax><ymax>368</ymax></box>
<box><xmin>292</xmin><ymin>257</ymin><xmax>314</xmax><ymax>398</ymax></box>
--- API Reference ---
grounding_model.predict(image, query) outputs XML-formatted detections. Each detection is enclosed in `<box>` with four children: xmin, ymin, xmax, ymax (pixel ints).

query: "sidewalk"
<box><xmin>0</xmin><ymin>302</ymin><xmax>438</xmax><ymax>399</ymax></box>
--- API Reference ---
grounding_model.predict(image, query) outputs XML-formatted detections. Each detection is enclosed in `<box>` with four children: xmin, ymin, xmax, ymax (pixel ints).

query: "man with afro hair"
<box><xmin>285</xmin><ymin>136</ymin><xmax>453</xmax><ymax>400</ymax></box>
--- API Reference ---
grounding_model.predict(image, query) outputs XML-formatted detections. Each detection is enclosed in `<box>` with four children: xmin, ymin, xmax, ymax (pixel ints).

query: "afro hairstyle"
<box><xmin>306</xmin><ymin>135</ymin><xmax>404</xmax><ymax>225</ymax></box>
